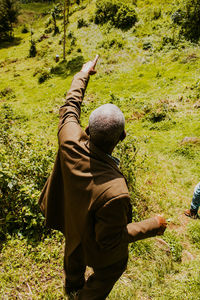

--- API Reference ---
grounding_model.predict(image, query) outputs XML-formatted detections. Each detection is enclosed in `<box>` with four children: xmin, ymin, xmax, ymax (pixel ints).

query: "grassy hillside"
<box><xmin>0</xmin><ymin>0</ymin><xmax>200</xmax><ymax>299</ymax></box>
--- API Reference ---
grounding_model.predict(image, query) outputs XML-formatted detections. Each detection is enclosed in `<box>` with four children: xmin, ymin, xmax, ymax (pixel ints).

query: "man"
<box><xmin>39</xmin><ymin>55</ymin><xmax>167</xmax><ymax>299</ymax></box>
<box><xmin>184</xmin><ymin>181</ymin><xmax>200</xmax><ymax>219</ymax></box>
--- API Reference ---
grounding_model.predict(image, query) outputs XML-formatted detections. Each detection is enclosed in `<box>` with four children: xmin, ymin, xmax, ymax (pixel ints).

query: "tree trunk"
<box><xmin>63</xmin><ymin>0</ymin><xmax>66</xmax><ymax>60</ymax></box>
<box><xmin>63</xmin><ymin>0</ymin><xmax>70</xmax><ymax>60</ymax></box>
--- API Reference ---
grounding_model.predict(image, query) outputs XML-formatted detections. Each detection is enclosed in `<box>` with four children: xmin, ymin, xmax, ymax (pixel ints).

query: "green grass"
<box><xmin>1</xmin><ymin>0</ymin><xmax>200</xmax><ymax>298</ymax></box>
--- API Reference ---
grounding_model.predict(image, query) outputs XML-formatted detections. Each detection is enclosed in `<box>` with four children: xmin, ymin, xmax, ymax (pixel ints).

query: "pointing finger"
<box><xmin>93</xmin><ymin>54</ymin><xmax>99</xmax><ymax>68</ymax></box>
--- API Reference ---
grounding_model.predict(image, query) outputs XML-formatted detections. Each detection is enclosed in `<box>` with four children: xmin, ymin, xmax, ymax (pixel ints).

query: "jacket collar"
<box><xmin>84</xmin><ymin>140</ymin><xmax>123</xmax><ymax>176</ymax></box>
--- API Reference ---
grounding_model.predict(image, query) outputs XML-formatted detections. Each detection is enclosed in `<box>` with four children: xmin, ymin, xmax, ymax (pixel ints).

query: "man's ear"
<box><xmin>85</xmin><ymin>126</ymin><xmax>90</xmax><ymax>135</ymax></box>
<box><xmin>120</xmin><ymin>130</ymin><xmax>126</xmax><ymax>141</ymax></box>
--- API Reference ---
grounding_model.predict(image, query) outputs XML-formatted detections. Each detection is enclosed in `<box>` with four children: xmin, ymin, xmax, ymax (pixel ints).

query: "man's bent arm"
<box><xmin>127</xmin><ymin>217</ymin><xmax>166</xmax><ymax>243</ymax></box>
<box><xmin>95</xmin><ymin>197</ymin><xmax>166</xmax><ymax>251</ymax></box>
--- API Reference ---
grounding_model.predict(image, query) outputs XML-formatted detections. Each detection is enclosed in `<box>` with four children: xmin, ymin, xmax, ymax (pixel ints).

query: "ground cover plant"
<box><xmin>0</xmin><ymin>0</ymin><xmax>200</xmax><ymax>299</ymax></box>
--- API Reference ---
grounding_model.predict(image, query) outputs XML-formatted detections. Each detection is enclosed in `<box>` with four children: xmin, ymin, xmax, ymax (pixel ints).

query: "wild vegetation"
<box><xmin>0</xmin><ymin>0</ymin><xmax>19</xmax><ymax>41</ymax></box>
<box><xmin>0</xmin><ymin>0</ymin><xmax>200</xmax><ymax>299</ymax></box>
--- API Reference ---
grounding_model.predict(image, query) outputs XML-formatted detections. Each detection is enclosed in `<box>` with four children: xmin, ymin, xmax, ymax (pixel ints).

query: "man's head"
<box><xmin>87</xmin><ymin>103</ymin><xmax>126</xmax><ymax>154</ymax></box>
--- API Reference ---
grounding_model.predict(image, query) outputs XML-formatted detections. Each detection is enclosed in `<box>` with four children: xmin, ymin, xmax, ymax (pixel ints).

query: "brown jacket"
<box><xmin>39</xmin><ymin>71</ymin><xmax>161</xmax><ymax>268</ymax></box>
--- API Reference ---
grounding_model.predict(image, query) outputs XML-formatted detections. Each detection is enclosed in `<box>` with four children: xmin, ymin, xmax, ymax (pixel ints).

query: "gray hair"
<box><xmin>89</xmin><ymin>104</ymin><xmax>125</xmax><ymax>151</ymax></box>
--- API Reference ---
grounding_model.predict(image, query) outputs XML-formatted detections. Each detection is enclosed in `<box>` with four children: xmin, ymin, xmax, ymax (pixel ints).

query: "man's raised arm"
<box><xmin>59</xmin><ymin>55</ymin><xmax>99</xmax><ymax>132</ymax></box>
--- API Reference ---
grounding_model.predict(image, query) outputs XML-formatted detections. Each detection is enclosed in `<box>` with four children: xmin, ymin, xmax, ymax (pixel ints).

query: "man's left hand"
<box><xmin>155</xmin><ymin>215</ymin><xmax>168</xmax><ymax>235</ymax></box>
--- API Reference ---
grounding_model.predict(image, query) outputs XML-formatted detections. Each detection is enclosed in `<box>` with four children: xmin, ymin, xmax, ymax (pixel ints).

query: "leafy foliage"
<box><xmin>117</xmin><ymin>139</ymin><xmax>137</xmax><ymax>192</ymax></box>
<box><xmin>51</xmin><ymin>4</ymin><xmax>61</xmax><ymax>35</ymax></box>
<box><xmin>187</xmin><ymin>221</ymin><xmax>200</xmax><ymax>248</ymax></box>
<box><xmin>172</xmin><ymin>0</ymin><xmax>200</xmax><ymax>41</ymax></box>
<box><xmin>0</xmin><ymin>105</ymin><xmax>55</xmax><ymax>239</ymax></box>
<box><xmin>95</xmin><ymin>0</ymin><xmax>137</xmax><ymax>30</ymax></box>
<box><xmin>0</xmin><ymin>0</ymin><xmax>19</xmax><ymax>41</ymax></box>
<box><xmin>77</xmin><ymin>18</ymin><xmax>88</xmax><ymax>29</ymax></box>
<box><xmin>29</xmin><ymin>39</ymin><xmax>37</xmax><ymax>57</ymax></box>
<box><xmin>99</xmin><ymin>35</ymin><xmax>125</xmax><ymax>49</ymax></box>
<box><xmin>163</xmin><ymin>231</ymin><xmax>183</xmax><ymax>262</ymax></box>
<box><xmin>38</xmin><ymin>70</ymin><xmax>51</xmax><ymax>83</ymax></box>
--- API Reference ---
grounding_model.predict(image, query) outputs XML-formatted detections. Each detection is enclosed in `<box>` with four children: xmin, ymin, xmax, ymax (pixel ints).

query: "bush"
<box><xmin>21</xmin><ymin>25</ymin><xmax>29</xmax><ymax>33</ymax></box>
<box><xmin>45</xmin><ymin>17</ymin><xmax>51</xmax><ymax>28</ymax></box>
<box><xmin>38</xmin><ymin>70</ymin><xmax>51</xmax><ymax>84</ymax></box>
<box><xmin>174</xmin><ymin>144</ymin><xmax>199</xmax><ymax>159</ymax></box>
<box><xmin>0</xmin><ymin>105</ymin><xmax>55</xmax><ymax>239</ymax></box>
<box><xmin>95</xmin><ymin>0</ymin><xmax>137</xmax><ymax>30</ymax></box>
<box><xmin>77</xmin><ymin>18</ymin><xmax>88</xmax><ymax>29</ymax></box>
<box><xmin>29</xmin><ymin>40</ymin><xmax>37</xmax><ymax>57</ymax></box>
<box><xmin>98</xmin><ymin>35</ymin><xmax>125</xmax><ymax>49</ymax></box>
<box><xmin>144</xmin><ymin>105</ymin><xmax>167</xmax><ymax>123</ymax></box>
<box><xmin>152</xmin><ymin>8</ymin><xmax>161</xmax><ymax>20</ymax></box>
<box><xmin>143</xmin><ymin>41</ymin><xmax>152</xmax><ymax>50</ymax></box>
<box><xmin>44</xmin><ymin>26</ymin><xmax>53</xmax><ymax>34</ymax></box>
<box><xmin>0</xmin><ymin>87</ymin><xmax>13</xmax><ymax>97</ymax></box>
<box><xmin>115</xmin><ymin>138</ymin><xmax>137</xmax><ymax>195</ymax></box>
<box><xmin>172</xmin><ymin>0</ymin><xmax>200</xmax><ymax>41</ymax></box>
<box><xmin>51</xmin><ymin>55</ymin><xmax>84</xmax><ymax>76</ymax></box>
<box><xmin>171</xmin><ymin>9</ymin><xmax>183</xmax><ymax>25</ymax></box>
<box><xmin>0</xmin><ymin>0</ymin><xmax>19</xmax><ymax>41</ymax></box>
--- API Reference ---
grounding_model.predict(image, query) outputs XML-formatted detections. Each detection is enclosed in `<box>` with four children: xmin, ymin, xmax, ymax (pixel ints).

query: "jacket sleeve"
<box><xmin>95</xmin><ymin>197</ymin><xmax>162</xmax><ymax>250</ymax></box>
<box><xmin>127</xmin><ymin>217</ymin><xmax>161</xmax><ymax>243</ymax></box>
<box><xmin>58</xmin><ymin>71</ymin><xmax>89</xmax><ymax>133</ymax></box>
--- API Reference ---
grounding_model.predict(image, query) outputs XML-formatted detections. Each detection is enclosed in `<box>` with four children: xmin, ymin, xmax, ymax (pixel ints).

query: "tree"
<box><xmin>181</xmin><ymin>0</ymin><xmax>200</xmax><ymax>41</ymax></box>
<box><xmin>172</xmin><ymin>0</ymin><xmax>200</xmax><ymax>41</ymax></box>
<box><xmin>51</xmin><ymin>4</ymin><xmax>62</xmax><ymax>35</ymax></box>
<box><xmin>63</xmin><ymin>0</ymin><xmax>70</xmax><ymax>60</ymax></box>
<box><xmin>0</xmin><ymin>0</ymin><xmax>19</xmax><ymax>42</ymax></box>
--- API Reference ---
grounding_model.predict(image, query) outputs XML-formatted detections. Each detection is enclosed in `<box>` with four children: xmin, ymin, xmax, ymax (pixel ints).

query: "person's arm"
<box><xmin>95</xmin><ymin>197</ymin><xmax>167</xmax><ymax>250</ymax></box>
<box><xmin>58</xmin><ymin>55</ymin><xmax>99</xmax><ymax>133</ymax></box>
<box><xmin>127</xmin><ymin>215</ymin><xmax>167</xmax><ymax>243</ymax></box>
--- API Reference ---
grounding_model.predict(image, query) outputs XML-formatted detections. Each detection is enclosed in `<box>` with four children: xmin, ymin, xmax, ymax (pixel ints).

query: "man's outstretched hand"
<box><xmin>81</xmin><ymin>55</ymin><xmax>99</xmax><ymax>75</ymax></box>
<box><xmin>155</xmin><ymin>215</ymin><xmax>168</xmax><ymax>235</ymax></box>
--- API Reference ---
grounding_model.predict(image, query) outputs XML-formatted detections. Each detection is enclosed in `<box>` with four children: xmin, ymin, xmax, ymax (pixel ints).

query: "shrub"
<box><xmin>115</xmin><ymin>138</ymin><xmax>137</xmax><ymax>195</ymax></box>
<box><xmin>77</xmin><ymin>18</ymin><xmax>88</xmax><ymax>29</ymax></box>
<box><xmin>44</xmin><ymin>27</ymin><xmax>53</xmax><ymax>34</ymax></box>
<box><xmin>144</xmin><ymin>106</ymin><xmax>167</xmax><ymax>123</ymax></box>
<box><xmin>174</xmin><ymin>144</ymin><xmax>199</xmax><ymax>159</ymax></box>
<box><xmin>143</xmin><ymin>41</ymin><xmax>152</xmax><ymax>50</ymax></box>
<box><xmin>29</xmin><ymin>40</ymin><xmax>37</xmax><ymax>57</ymax></box>
<box><xmin>0</xmin><ymin>0</ymin><xmax>19</xmax><ymax>41</ymax></box>
<box><xmin>172</xmin><ymin>0</ymin><xmax>200</xmax><ymax>41</ymax></box>
<box><xmin>51</xmin><ymin>55</ymin><xmax>84</xmax><ymax>76</ymax></box>
<box><xmin>0</xmin><ymin>87</ymin><xmax>13</xmax><ymax>97</ymax></box>
<box><xmin>21</xmin><ymin>25</ymin><xmax>29</xmax><ymax>33</ymax></box>
<box><xmin>38</xmin><ymin>70</ymin><xmax>50</xmax><ymax>84</ymax></box>
<box><xmin>45</xmin><ymin>17</ymin><xmax>51</xmax><ymax>28</ymax></box>
<box><xmin>95</xmin><ymin>0</ymin><xmax>137</xmax><ymax>30</ymax></box>
<box><xmin>171</xmin><ymin>9</ymin><xmax>183</xmax><ymax>25</ymax></box>
<box><xmin>99</xmin><ymin>35</ymin><xmax>125</xmax><ymax>49</ymax></box>
<box><xmin>152</xmin><ymin>8</ymin><xmax>161</xmax><ymax>20</ymax></box>
<box><xmin>0</xmin><ymin>105</ymin><xmax>55</xmax><ymax>239</ymax></box>
<box><xmin>115</xmin><ymin>4</ymin><xmax>137</xmax><ymax>29</ymax></box>
<box><xmin>143</xmin><ymin>99</ymin><xmax>176</xmax><ymax>124</ymax></box>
